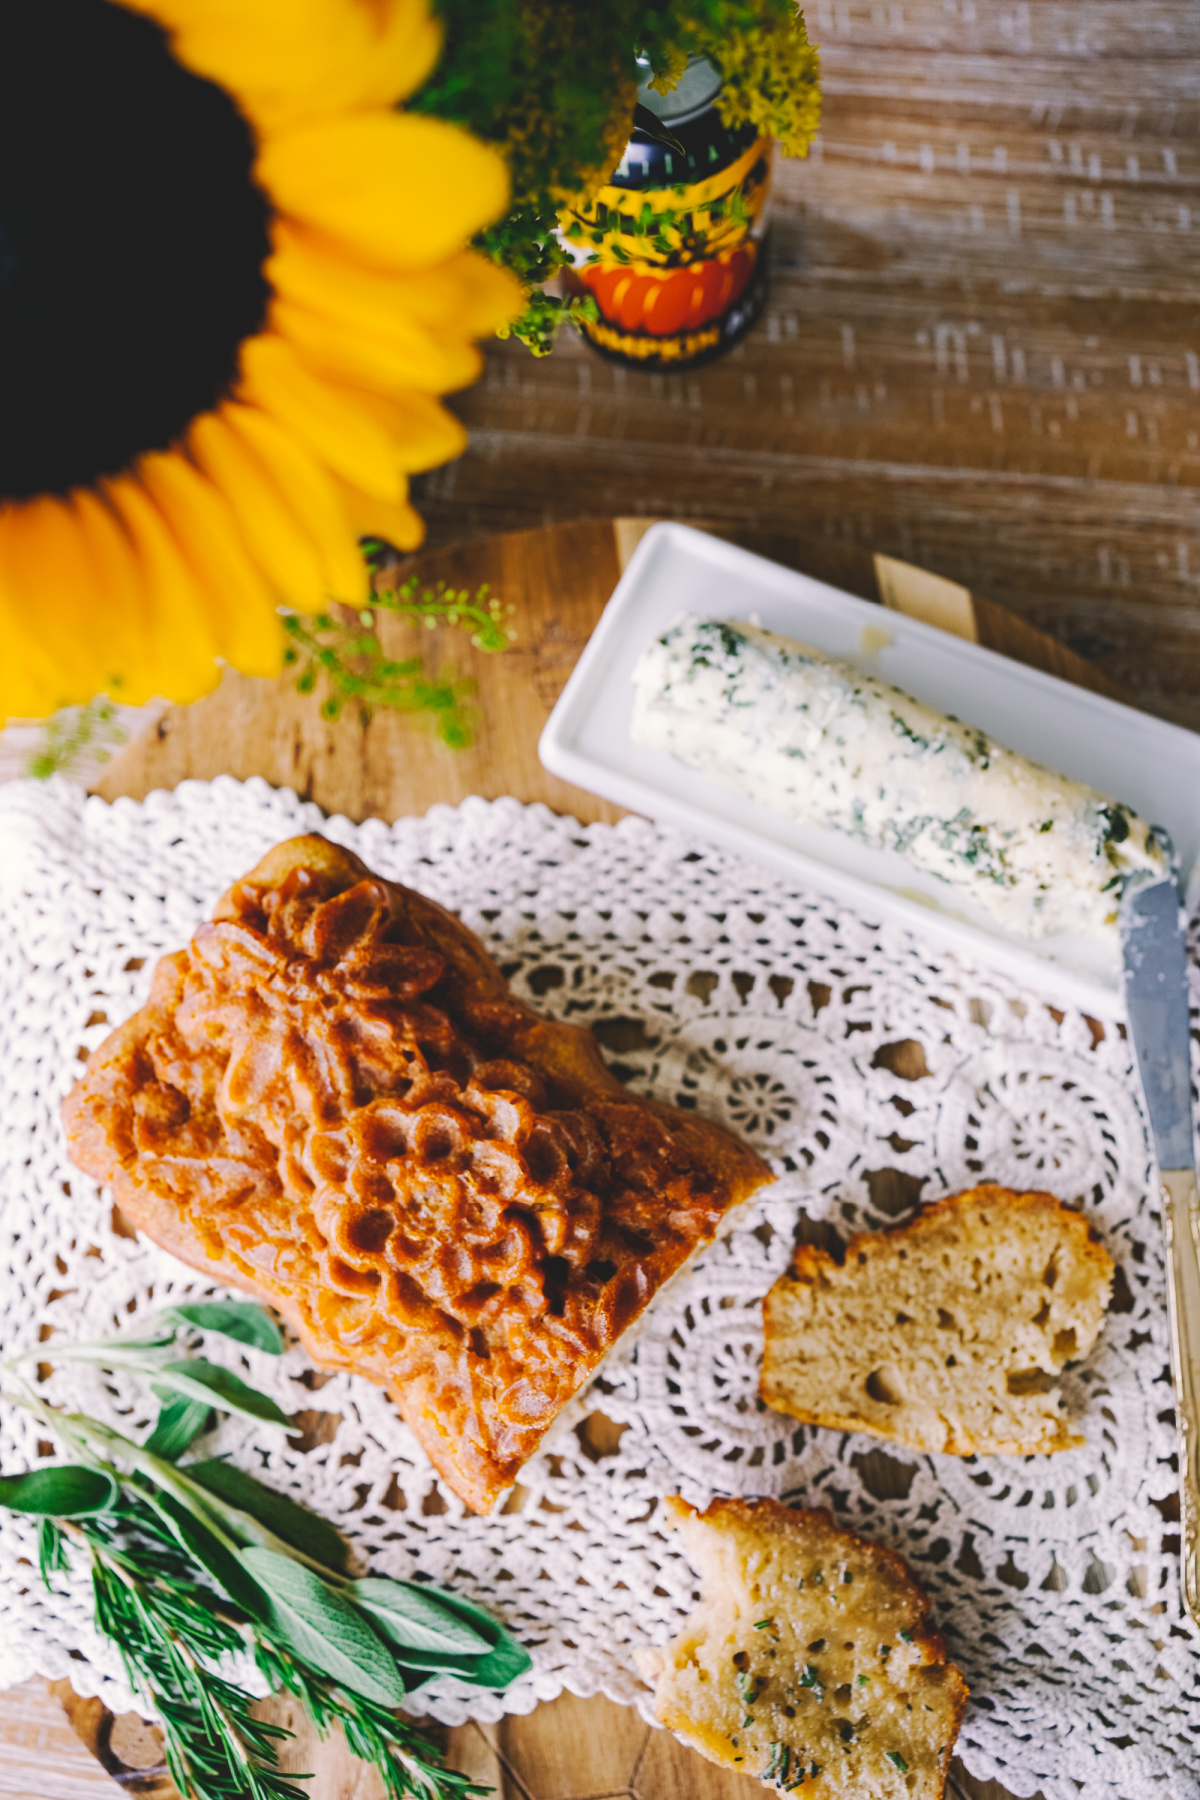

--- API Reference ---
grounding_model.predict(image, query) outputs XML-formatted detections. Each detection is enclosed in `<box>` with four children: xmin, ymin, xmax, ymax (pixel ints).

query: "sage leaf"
<box><xmin>241</xmin><ymin>1548</ymin><xmax>406</xmax><ymax>1707</ymax></box>
<box><xmin>99</xmin><ymin>1326</ymin><xmax>179</xmax><ymax>1352</ymax></box>
<box><xmin>145</xmin><ymin>1397</ymin><xmax>212</xmax><ymax>1462</ymax></box>
<box><xmin>163</xmin><ymin>1301</ymin><xmax>284</xmax><ymax>1356</ymax></box>
<box><xmin>450</xmin><ymin>1631</ymin><xmax>533</xmax><ymax>1690</ymax></box>
<box><xmin>186</xmin><ymin>1459</ymin><xmax>347</xmax><ymax>1572</ymax></box>
<box><xmin>389</xmin><ymin>1645</ymin><xmax>498</xmax><ymax>1680</ymax></box>
<box><xmin>384</xmin><ymin>1588</ymin><xmax>532</xmax><ymax>1688</ymax></box>
<box><xmin>152</xmin><ymin>1361</ymin><xmax>297</xmax><ymax>1432</ymax></box>
<box><xmin>0</xmin><ymin>1465</ymin><xmax>116</xmax><ymax>1518</ymax></box>
<box><xmin>148</xmin><ymin>1490</ymin><xmax>270</xmax><ymax>1625</ymax></box>
<box><xmin>391</xmin><ymin>1639</ymin><xmax>533</xmax><ymax>1687</ymax></box>
<box><xmin>348</xmin><ymin>1579</ymin><xmax>492</xmax><ymax>1655</ymax></box>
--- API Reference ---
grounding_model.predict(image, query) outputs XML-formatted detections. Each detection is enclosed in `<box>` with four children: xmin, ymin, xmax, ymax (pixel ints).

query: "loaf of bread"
<box><xmin>761</xmin><ymin>1185</ymin><xmax>1114</xmax><ymax>1456</ymax></box>
<box><xmin>639</xmin><ymin>1496</ymin><xmax>967</xmax><ymax>1797</ymax></box>
<box><xmin>62</xmin><ymin>835</ymin><xmax>772</xmax><ymax>1511</ymax></box>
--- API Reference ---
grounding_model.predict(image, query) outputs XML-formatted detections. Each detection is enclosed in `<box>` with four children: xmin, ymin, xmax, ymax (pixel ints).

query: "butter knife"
<box><xmin>1120</xmin><ymin>870</ymin><xmax>1200</xmax><ymax>1626</ymax></box>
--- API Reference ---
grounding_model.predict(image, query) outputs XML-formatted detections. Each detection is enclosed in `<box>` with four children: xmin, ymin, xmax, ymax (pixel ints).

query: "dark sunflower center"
<box><xmin>0</xmin><ymin>0</ymin><xmax>272</xmax><ymax>500</ymax></box>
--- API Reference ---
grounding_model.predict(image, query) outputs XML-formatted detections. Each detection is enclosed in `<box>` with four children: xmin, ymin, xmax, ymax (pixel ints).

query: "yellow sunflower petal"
<box><xmin>102</xmin><ymin>476</ymin><xmax>227</xmax><ymax>704</ymax></box>
<box><xmin>0</xmin><ymin>605</ymin><xmax>68</xmax><ymax>720</ymax></box>
<box><xmin>370</xmin><ymin>250</ymin><xmax>524</xmax><ymax>338</ymax></box>
<box><xmin>68</xmin><ymin>490</ymin><xmax>146</xmax><ymax>627</ymax></box>
<box><xmin>0</xmin><ymin>497</ymin><xmax>141</xmax><ymax>709</ymax></box>
<box><xmin>330</xmin><ymin>0</ymin><xmax>442</xmax><ymax>109</ymax></box>
<box><xmin>268</xmin><ymin>224</ymin><xmax>520</xmax><ymax>377</ymax></box>
<box><xmin>189</xmin><ymin>408</ymin><xmax>328</xmax><ymax>612</ymax></box>
<box><xmin>0</xmin><ymin>618</ymin><xmax>57</xmax><ymax>722</ymax></box>
<box><xmin>123</xmin><ymin>0</ymin><xmax>441</xmax><ymax>126</ymax></box>
<box><xmin>65</xmin><ymin>490</ymin><xmax>164</xmax><ymax>705</ymax></box>
<box><xmin>135</xmin><ymin>451</ymin><xmax>284</xmax><ymax>677</ymax></box>
<box><xmin>238</xmin><ymin>333</ymin><xmax>405</xmax><ymax>500</ymax></box>
<box><xmin>330</xmin><ymin>477</ymin><xmax>425</xmax><ymax>554</ymax></box>
<box><xmin>362</xmin><ymin>390</ymin><xmax>466</xmax><ymax>475</ymax></box>
<box><xmin>239</xmin><ymin>328</ymin><xmax>466</xmax><ymax>488</ymax></box>
<box><xmin>0</xmin><ymin>505</ymin><xmax>85</xmax><ymax>718</ymax></box>
<box><xmin>224</xmin><ymin>404</ymin><xmax>369</xmax><ymax>606</ymax></box>
<box><xmin>258</xmin><ymin>113</ymin><xmax>509</xmax><ymax>271</ymax></box>
<box><xmin>272</xmin><ymin>296</ymin><xmax>482</xmax><ymax>396</ymax></box>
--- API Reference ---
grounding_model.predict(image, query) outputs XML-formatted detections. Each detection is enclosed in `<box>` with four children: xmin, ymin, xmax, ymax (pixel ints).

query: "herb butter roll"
<box><xmin>631</xmin><ymin>615</ymin><xmax>1165</xmax><ymax>940</ymax></box>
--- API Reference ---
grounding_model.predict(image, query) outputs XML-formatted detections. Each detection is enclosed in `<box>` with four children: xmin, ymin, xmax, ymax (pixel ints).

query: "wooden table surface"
<box><xmin>415</xmin><ymin>0</ymin><xmax>1200</xmax><ymax>741</ymax></box>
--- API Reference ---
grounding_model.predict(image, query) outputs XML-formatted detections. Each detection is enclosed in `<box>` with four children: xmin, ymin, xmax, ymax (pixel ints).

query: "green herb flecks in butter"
<box><xmin>631</xmin><ymin>615</ymin><xmax>1165</xmax><ymax>944</ymax></box>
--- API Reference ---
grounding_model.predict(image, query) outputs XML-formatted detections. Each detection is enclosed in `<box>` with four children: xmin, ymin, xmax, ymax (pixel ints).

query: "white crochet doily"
<box><xmin>0</xmin><ymin>775</ymin><xmax>1197</xmax><ymax>1800</ymax></box>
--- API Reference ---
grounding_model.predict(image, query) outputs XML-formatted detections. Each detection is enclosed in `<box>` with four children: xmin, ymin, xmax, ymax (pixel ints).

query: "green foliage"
<box><xmin>150</xmin><ymin>1361</ymin><xmax>296</xmax><ymax>1433</ymax></box>
<box><xmin>161</xmin><ymin>1301</ymin><xmax>284</xmax><ymax>1357</ymax></box>
<box><xmin>146</xmin><ymin>1486</ymin><xmax>275</xmax><ymax>1625</ymax></box>
<box><xmin>38</xmin><ymin>1516</ymin><xmax>68</xmax><ymax>1585</ymax></box>
<box><xmin>687</xmin><ymin>4</ymin><xmax>820</xmax><ymax>156</ymax></box>
<box><xmin>86</xmin><ymin>1505</ymin><xmax>301</xmax><ymax>1800</ymax></box>
<box><xmin>349</xmin><ymin>1579</ymin><xmax>493</xmax><ymax>1656</ymax></box>
<box><xmin>388</xmin><ymin>1588</ymin><xmax>534</xmax><ymax>1690</ymax></box>
<box><xmin>186</xmin><ymin>1460</ymin><xmax>349</xmax><ymax>1573</ymax></box>
<box><xmin>145</xmin><ymin>1398</ymin><xmax>213</xmax><ymax>1463</ymax></box>
<box><xmin>282</xmin><ymin>562</ymin><xmax>514</xmax><ymax>747</ymax></box>
<box><xmin>414</xmin><ymin>3</ymin><xmax>638</xmax><ymax>219</ymax></box>
<box><xmin>25</xmin><ymin>696</ymin><xmax>126</xmax><ymax>781</ymax></box>
<box><xmin>495</xmin><ymin>284</ymin><xmax>599</xmax><ymax>357</ymax></box>
<box><xmin>0</xmin><ymin>1465</ymin><xmax>116</xmax><ymax>1517</ymax></box>
<box><xmin>413</xmin><ymin>0</ymin><xmax>819</xmax><ymax>352</ymax></box>
<box><xmin>243</xmin><ymin>1549</ymin><xmax>408</xmax><ymax>1708</ymax></box>
<box><xmin>0</xmin><ymin>1317</ymin><xmax>531</xmax><ymax>1800</ymax></box>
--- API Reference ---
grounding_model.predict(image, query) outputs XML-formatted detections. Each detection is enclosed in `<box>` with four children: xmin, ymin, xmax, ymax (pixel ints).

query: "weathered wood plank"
<box><xmin>411</xmin><ymin>7</ymin><xmax>1200</xmax><ymax>730</ymax></box>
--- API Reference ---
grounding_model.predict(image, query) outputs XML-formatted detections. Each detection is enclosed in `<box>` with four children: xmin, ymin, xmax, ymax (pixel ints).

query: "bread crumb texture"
<box><xmin>761</xmin><ymin>1184</ymin><xmax>1114</xmax><ymax>1456</ymax></box>
<box><xmin>644</xmin><ymin>1496</ymin><xmax>967</xmax><ymax>1796</ymax></box>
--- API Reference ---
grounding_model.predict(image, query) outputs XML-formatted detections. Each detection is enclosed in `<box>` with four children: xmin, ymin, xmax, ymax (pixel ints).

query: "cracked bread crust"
<box><xmin>63</xmin><ymin>834</ymin><xmax>772</xmax><ymax>1511</ymax></box>
<box><xmin>641</xmin><ymin>1496</ymin><xmax>967</xmax><ymax>1797</ymax></box>
<box><xmin>761</xmin><ymin>1185</ymin><xmax>1114</xmax><ymax>1457</ymax></box>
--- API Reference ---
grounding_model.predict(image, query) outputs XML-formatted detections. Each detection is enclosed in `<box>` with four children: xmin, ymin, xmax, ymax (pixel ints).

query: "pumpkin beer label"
<box><xmin>560</xmin><ymin>122</ymin><xmax>773</xmax><ymax>370</ymax></box>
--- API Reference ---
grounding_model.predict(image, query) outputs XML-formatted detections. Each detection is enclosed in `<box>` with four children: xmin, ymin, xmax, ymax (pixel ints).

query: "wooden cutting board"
<box><xmin>29</xmin><ymin>515</ymin><xmax>1098</xmax><ymax>1800</ymax></box>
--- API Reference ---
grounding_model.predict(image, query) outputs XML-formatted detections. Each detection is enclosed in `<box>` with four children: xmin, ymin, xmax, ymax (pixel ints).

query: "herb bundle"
<box><xmin>0</xmin><ymin>1301</ymin><xmax>530</xmax><ymax>1800</ymax></box>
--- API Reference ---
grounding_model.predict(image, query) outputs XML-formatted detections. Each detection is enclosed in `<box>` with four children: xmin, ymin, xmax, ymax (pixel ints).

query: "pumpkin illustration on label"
<box><xmin>559</xmin><ymin>58</ymin><xmax>773</xmax><ymax>370</ymax></box>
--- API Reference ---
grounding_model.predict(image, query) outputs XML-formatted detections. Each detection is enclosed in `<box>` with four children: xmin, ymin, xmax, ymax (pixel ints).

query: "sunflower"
<box><xmin>0</xmin><ymin>0</ymin><xmax>521</xmax><ymax>721</ymax></box>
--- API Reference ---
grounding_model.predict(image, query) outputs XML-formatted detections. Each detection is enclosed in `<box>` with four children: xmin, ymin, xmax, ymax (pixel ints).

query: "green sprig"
<box><xmin>25</xmin><ymin>696</ymin><xmax>127</xmax><ymax>782</ymax></box>
<box><xmin>282</xmin><ymin>566</ymin><xmax>513</xmax><ymax>746</ymax></box>
<box><xmin>0</xmin><ymin>1302</ymin><xmax>531</xmax><ymax>1800</ymax></box>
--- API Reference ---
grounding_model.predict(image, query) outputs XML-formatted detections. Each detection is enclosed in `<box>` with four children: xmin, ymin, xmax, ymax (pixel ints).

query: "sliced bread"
<box><xmin>761</xmin><ymin>1184</ymin><xmax>1114</xmax><ymax>1456</ymax></box>
<box><xmin>639</xmin><ymin>1496</ymin><xmax>967</xmax><ymax>1797</ymax></box>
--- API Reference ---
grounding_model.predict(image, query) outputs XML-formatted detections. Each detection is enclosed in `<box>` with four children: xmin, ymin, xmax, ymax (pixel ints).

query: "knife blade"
<box><xmin>1120</xmin><ymin>869</ymin><xmax>1200</xmax><ymax>1627</ymax></box>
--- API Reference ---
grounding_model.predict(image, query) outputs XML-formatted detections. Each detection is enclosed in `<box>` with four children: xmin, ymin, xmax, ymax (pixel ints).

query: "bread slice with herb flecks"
<box><xmin>760</xmin><ymin>1185</ymin><xmax>1114</xmax><ymax>1457</ymax></box>
<box><xmin>638</xmin><ymin>1496</ymin><xmax>967</xmax><ymax>1797</ymax></box>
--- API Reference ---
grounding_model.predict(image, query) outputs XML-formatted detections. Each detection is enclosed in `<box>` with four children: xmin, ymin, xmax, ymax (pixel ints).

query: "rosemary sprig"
<box><xmin>0</xmin><ymin>1301</ymin><xmax>529</xmax><ymax>1800</ymax></box>
<box><xmin>282</xmin><ymin>555</ymin><xmax>515</xmax><ymax>744</ymax></box>
<box><xmin>81</xmin><ymin>1502</ymin><xmax>301</xmax><ymax>1800</ymax></box>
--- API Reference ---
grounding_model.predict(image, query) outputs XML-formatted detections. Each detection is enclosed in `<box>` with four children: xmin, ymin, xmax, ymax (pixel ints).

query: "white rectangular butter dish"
<box><xmin>539</xmin><ymin>522</ymin><xmax>1200</xmax><ymax>1014</ymax></box>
